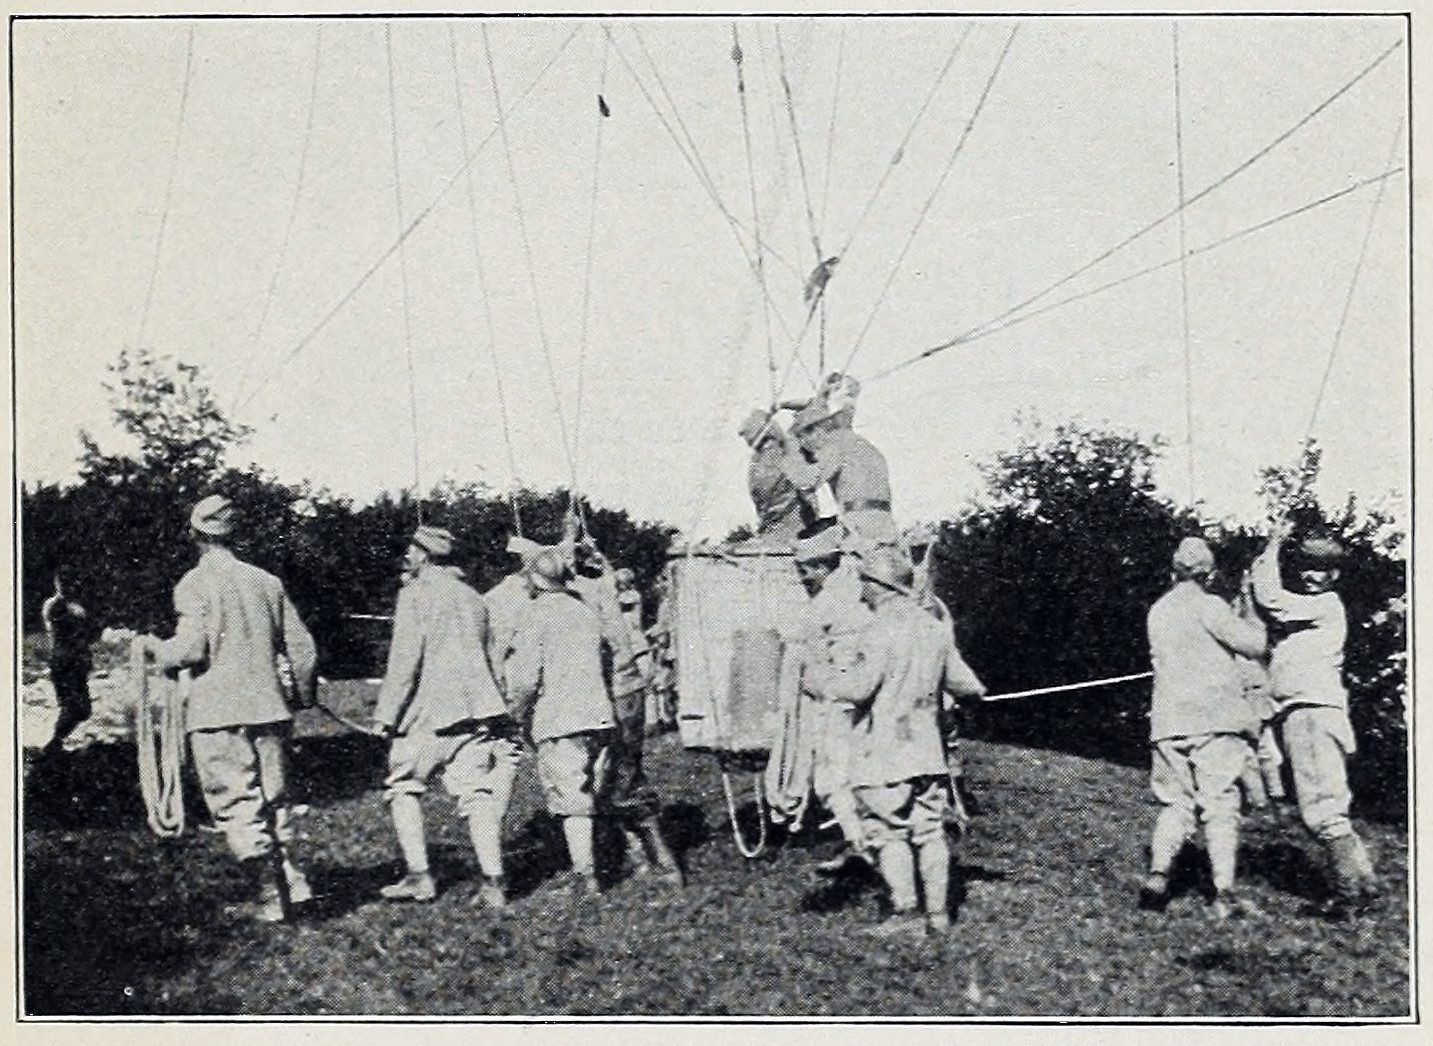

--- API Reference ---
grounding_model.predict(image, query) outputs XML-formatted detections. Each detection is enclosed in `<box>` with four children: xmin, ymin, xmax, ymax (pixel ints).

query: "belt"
<box><xmin>842</xmin><ymin>499</ymin><xmax>891</xmax><ymax>513</ymax></box>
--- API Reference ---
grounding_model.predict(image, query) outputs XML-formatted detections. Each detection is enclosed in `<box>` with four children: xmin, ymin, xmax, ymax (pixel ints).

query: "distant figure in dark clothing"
<box><xmin>41</xmin><ymin>570</ymin><xmax>100</xmax><ymax>756</ymax></box>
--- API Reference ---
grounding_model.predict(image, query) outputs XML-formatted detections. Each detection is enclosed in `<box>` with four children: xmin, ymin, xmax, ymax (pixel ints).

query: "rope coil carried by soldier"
<box><xmin>131</xmin><ymin>638</ymin><xmax>187</xmax><ymax>838</ymax></box>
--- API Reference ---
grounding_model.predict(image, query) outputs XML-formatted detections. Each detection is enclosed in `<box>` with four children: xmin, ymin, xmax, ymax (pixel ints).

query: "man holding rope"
<box><xmin>1252</xmin><ymin>521</ymin><xmax>1380</xmax><ymax>916</ymax></box>
<box><xmin>1139</xmin><ymin>537</ymin><xmax>1267</xmax><ymax>919</ymax></box>
<box><xmin>370</xmin><ymin>525</ymin><xmax>520</xmax><ymax>912</ymax></box>
<box><xmin>136</xmin><ymin>494</ymin><xmax>317</xmax><ymax>923</ymax></box>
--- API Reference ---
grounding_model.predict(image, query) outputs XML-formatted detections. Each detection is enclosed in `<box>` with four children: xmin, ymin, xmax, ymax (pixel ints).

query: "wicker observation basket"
<box><xmin>667</xmin><ymin>542</ymin><xmax>810</xmax><ymax>857</ymax></box>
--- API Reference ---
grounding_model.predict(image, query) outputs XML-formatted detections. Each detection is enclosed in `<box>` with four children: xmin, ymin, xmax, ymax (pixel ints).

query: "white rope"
<box><xmin>133</xmin><ymin>642</ymin><xmax>187</xmax><ymax>838</ymax></box>
<box><xmin>720</xmin><ymin>767</ymin><xmax>769</xmax><ymax>859</ymax></box>
<box><xmin>981</xmin><ymin>671</ymin><xmax>1152</xmax><ymax>704</ymax></box>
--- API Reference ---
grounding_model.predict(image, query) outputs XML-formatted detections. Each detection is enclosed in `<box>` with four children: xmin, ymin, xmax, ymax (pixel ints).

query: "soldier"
<box><xmin>813</xmin><ymin>545</ymin><xmax>971</xmax><ymax>936</ymax></box>
<box><xmin>137</xmin><ymin>495</ymin><xmax>318</xmax><ymax>922</ymax></box>
<box><xmin>507</xmin><ymin>549</ymin><xmax>618</xmax><ymax>896</ymax></box>
<box><xmin>370</xmin><ymin>525</ymin><xmax>520</xmax><ymax>912</ymax></box>
<box><xmin>483</xmin><ymin>534</ymin><xmax>543</xmax><ymax>693</ymax></box>
<box><xmin>901</xmin><ymin>523</ymin><xmax>984</xmax><ymax>822</ymax></box>
<box><xmin>777</xmin><ymin>376</ymin><xmax>897</xmax><ymax>545</ymax></box>
<box><xmin>40</xmin><ymin>568</ymin><xmax>101</xmax><ymax>757</ymax></box>
<box><xmin>571</xmin><ymin>541</ymin><xmax>682</xmax><ymax>887</ymax></box>
<box><xmin>1139</xmin><ymin>537</ymin><xmax>1267</xmax><ymax>919</ymax></box>
<box><xmin>787</xmin><ymin>525</ymin><xmax>872</xmax><ymax>874</ymax></box>
<box><xmin>1252</xmin><ymin>521</ymin><xmax>1379</xmax><ymax>915</ymax></box>
<box><xmin>738</xmin><ymin>408</ymin><xmax>817</xmax><ymax>541</ymax></box>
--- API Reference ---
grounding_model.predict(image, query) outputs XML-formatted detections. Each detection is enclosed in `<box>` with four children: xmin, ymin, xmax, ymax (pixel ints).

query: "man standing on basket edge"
<box><xmin>371</xmin><ymin>524</ymin><xmax>520</xmax><ymax>912</ymax></box>
<box><xmin>137</xmin><ymin>494</ymin><xmax>318</xmax><ymax>922</ymax></box>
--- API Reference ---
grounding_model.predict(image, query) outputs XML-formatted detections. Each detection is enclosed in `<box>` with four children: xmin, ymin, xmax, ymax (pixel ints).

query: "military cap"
<box><xmin>856</xmin><ymin>545</ymin><xmax>915</xmax><ymax>592</ymax></box>
<box><xmin>792</xmin><ymin>526</ymin><xmax>843</xmax><ymax>564</ymax></box>
<box><xmin>190</xmin><ymin>494</ymin><xmax>235</xmax><ymax>537</ymax></box>
<box><xmin>412</xmin><ymin>525</ymin><xmax>455</xmax><ymax>559</ymax></box>
<box><xmin>1172</xmin><ymin>536</ymin><xmax>1215</xmax><ymax>573</ymax></box>
<box><xmin>738</xmin><ymin>409</ymin><xmax>778</xmax><ymax>447</ymax></box>
<box><xmin>528</xmin><ymin>549</ymin><xmax>572</xmax><ymax>590</ymax></box>
<box><xmin>1295</xmin><ymin>534</ymin><xmax>1345</xmax><ymax>567</ymax></box>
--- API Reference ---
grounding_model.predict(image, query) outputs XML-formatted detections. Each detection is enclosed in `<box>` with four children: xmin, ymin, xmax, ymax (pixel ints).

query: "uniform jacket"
<box><xmin>571</xmin><ymin>570</ymin><xmax>638</xmax><ymax>687</ymax></box>
<box><xmin>372</xmin><ymin>563</ymin><xmax>510</xmax><ymax>735</ymax></box>
<box><xmin>748</xmin><ymin>444</ymin><xmax>817</xmax><ymax>540</ymax></box>
<box><xmin>799</xmin><ymin>562</ymin><xmax>870</xmax><ymax>692</ymax></box>
<box><xmin>817</xmin><ymin>592</ymin><xmax>960</xmax><ymax>787</ymax></box>
<box><xmin>153</xmin><ymin>545</ymin><xmax>317</xmax><ymax>732</ymax></box>
<box><xmin>482</xmin><ymin>570</ymin><xmax>533</xmax><ymax>687</ymax></box>
<box><xmin>507</xmin><ymin>588</ymin><xmax>616</xmax><ymax>742</ymax></box>
<box><xmin>782</xmin><ymin>428</ymin><xmax>891</xmax><ymax>508</ymax></box>
<box><xmin>1251</xmin><ymin>543</ymin><xmax>1348</xmax><ymax>711</ymax></box>
<box><xmin>1147</xmin><ymin>580</ymin><xmax>1267</xmax><ymax>741</ymax></box>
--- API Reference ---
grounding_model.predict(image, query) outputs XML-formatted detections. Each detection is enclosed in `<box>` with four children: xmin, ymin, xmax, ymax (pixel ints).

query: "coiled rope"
<box><xmin>132</xmin><ymin>641</ymin><xmax>187</xmax><ymax>838</ymax></box>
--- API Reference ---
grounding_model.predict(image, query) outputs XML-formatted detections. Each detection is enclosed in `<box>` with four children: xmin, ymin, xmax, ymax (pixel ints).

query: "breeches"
<box><xmin>1149</xmin><ymin>733</ymin><xmax>1248</xmax><ymax>827</ymax></box>
<box><xmin>853</xmin><ymin>776</ymin><xmax>949</xmax><ymax>850</ymax></box>
<box><xmin>1281</xmin><ymin>705</ymin><xmax>1357</xmax><ymax>839</ymax></box>
<box><xmin>189</xmin><ymin>723</ymin><xmax>292</xmax><ymax>861</ymax></box>
<box><xmin>384</xmin><ymin>731</ymin><xmax>519</xmax><ymax>820</ymax></box>
<box><xmin>536</xmin><ymin>732</ymin><xmax>612</xmax><ymax>817</ymax></box>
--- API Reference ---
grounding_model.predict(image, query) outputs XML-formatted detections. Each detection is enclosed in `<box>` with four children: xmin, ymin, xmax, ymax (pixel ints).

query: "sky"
<box><xmin>11</xmin><ymin>12</ymin><xmax>1412</xmax><ymax>539</ymax></box>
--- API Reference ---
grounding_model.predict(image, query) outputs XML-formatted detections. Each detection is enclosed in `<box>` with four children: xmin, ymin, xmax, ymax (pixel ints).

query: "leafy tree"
<box><xmin>80</xmin><ymin>347</ymin><xmax>252</xmax><ymax>493</ymax></box>
<box><xmin>940</xmin><ymin>420</ymin><xmax>1191</xmax><ymax>764</ymax></box>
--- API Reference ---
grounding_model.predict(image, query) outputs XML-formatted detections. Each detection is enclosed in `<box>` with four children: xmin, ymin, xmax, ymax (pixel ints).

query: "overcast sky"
<box><xmin>12</xmin><ymin>13</ymin><xmax>1410</xmax><ymax>538</ymax></box>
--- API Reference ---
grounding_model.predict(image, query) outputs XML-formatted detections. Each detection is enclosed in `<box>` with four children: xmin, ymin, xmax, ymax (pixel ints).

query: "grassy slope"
<box><xmin>22</xmin><ymin>681</ymin><xmax>1410</xmax><ymax>1018</ymax></box>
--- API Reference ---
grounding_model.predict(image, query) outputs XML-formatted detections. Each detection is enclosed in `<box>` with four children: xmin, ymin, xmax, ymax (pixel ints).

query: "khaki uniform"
<box><xmin>373</xmin><ymin>564</ymin><xmax>517</xmax><ymax>818</ymax></box>
<box><xmin>1145</xmin><ymin>580</ymin><xmax>1266</xmax><ymax>893</ymax></box>
<box><xmin>782</xmin><ymin>427</ymin><xmax>895</xmax><ymax>541</ymax></box>
<box><xmin>1251</xmin><ymin>545</ymin><xmax>1355</xmax><ymax>839</ymax></box>
<box><xmin>508</xmin><ymin>589</ymin><xmax>615</xmax><ymax>816</ymax></box>
<box><xmin>481</xmin><ymin>571</ymin><xmax>533</xmax><ymax>692</ymax></box>
<box><xmin>819</xmin><ymin>592</ymin><xmax>963</xmax><ymax>917</ymax></box>
<box><xmin>152</xmin><ymin>546</ymin><xmax>316</xmax><ymax>861</ymax></box>
<box><xmin>748</xmin><ymin>442</ymin><xmax>817</xmax><ymax>540</ymax></box>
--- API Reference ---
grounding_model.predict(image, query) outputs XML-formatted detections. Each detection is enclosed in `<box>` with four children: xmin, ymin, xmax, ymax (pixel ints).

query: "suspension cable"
<box><xmin>237</xmin><ymin>26</ymin><xmax>581</xmax><ymax>413</ymax></box>
<box><xmin>832</xmin><ymin>24</ymin><xmax>970</xmax><ymax>265</ymax></box>
<box><xmin>606</xmin><ymin>25</ymin><xmax>802</xmax><ymax>295</ymax></box>
<box><xmin>732</xmin><ymin>24</ymin><xmax>777</xmax><ymax>403</ymax></box>
<box><xmin>233</xmin><ymin>24</ymin><xmax>323</xmax><ymax>414</ymax></box>
<box><xmin>385</xmin><ymin>23</ymin><xmax>423</xmax><ymax>520</ymax></box>
<box><xmin>1172</xmin><ymin>21</ymin><xmax>1196</xmax><ymax>506</ymax></box>
<box><xmin>767</xmin><ymin>23</ymin><xmax>972</xmax><ymax>403</ymax></box>
<box><xmin>817</xmin><ymin>24</ymin><xmax>845</xmax><ymax>239</ymax></box>
<box><xmin>775</xmin><ymin>23</ymin><xmax>824</xmax><ymax>267</ymax></box>
<box><xmin>482</xmin><ymin>24</ymin><xmax>578</xmax><ymax>485</ymax></box>
<box><xmin>910</xmin><ymin>37</ymin><xmax>1403</xmax><ymax>371</ymax></box>
<box><xmin>840</xmin><ymin>24</ymin><xmax>1018</xmax><ymax>376</ymax></box>
<box><xmin>869</xmin><ymin>165</ymin><xmax>1404</xmax><ymax>382</ymax></box>
<box><xmin>1303</xmin><ymin>112</ymin><xmax>1405</xmax><ymax>445</ymax></box>
<box><xmin>775</xmin><ymin>23</ymin><xmax>828</xmax><ymax>374</ymax></box>
<box><xmin>448</xmin><ymin>25</ymin><xmax>523</xmax><ymax>535</ymax></box>
<box><xmin>134</xmin><ymin>24</ymin><xmax>195</xmax><ymax>353</ymax></box>
<box><xmin>571</xmin><ymin>31</ymin><xmax>612</xmax><ymax>505</ymax></box>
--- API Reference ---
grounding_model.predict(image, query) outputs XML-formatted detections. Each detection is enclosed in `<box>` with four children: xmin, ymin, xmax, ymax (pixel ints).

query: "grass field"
<box><xmin>21</xmin><ymin>680</ymin><xmax>1411</xmax><ymax>1018</ymax></box>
